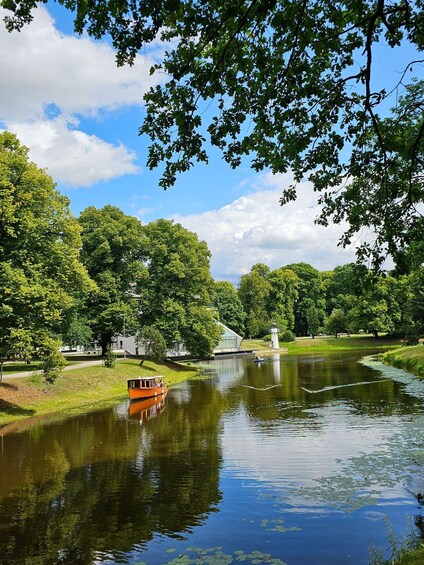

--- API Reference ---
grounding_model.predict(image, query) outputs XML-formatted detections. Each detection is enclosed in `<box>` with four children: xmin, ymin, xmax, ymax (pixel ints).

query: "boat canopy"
<box><xmin>127</xmin><ymin>376</ymin><xmax>165</xmax><ymax>389</ymax></box>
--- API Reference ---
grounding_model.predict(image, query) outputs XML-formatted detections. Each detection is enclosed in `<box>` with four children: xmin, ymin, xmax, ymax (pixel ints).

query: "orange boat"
<box><xmin>127</xmin><ymin>376</ymin><xmax>168</xmax><ymax>401</ymax></box>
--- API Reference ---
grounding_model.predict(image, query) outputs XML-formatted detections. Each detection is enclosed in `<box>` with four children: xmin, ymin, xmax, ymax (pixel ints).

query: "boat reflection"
<box><xmin>128</xmin><ymin>393</ymin><xmax>168</xmax><ymax>422</ymax></box>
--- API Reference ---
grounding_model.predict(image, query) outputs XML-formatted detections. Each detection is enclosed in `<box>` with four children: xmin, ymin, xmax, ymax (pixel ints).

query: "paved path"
<box><xmin>2</xmin><ymin>358</ymin><xmax>127</xmax><ymax>381</ymax></box>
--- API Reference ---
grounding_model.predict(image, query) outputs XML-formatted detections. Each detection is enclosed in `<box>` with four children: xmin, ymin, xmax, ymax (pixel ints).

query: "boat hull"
<box><xmin>128</xmin><ymin>386</ymin><xmax>168</xmax><ymax>401</ymax></box>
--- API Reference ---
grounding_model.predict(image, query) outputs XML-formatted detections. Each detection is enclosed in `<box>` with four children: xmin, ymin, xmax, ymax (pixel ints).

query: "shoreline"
<box><xmin>1</xmin><ymin>337</ymin><xmax>419</xmax><ymax>430</ymax></box>
<box><xmin>0</xmin><ymin>358</ymin><xmax>199</xmax><ymax>430</ymax></box>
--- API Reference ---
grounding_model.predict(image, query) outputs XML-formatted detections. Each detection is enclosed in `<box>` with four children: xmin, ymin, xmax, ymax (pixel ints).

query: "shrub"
<box><xmin>279</xmin><ymin>330</ymin><xmax>296</xmax><ymax>342</ymax></box>
<box><xmin>104</xmin><ymin>348</ymin><xmax>116</xmax><ymax>368</ymax></box>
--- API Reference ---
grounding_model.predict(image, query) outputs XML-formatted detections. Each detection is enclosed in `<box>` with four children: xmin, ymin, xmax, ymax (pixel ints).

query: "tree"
<box><xmin>3</xmin><ymin>0</ymin><xmax>422</xmax><ymax>266</ymax></box>
<box><xmin>306</xmin><ymin>305</ymin><xmax>320</xmax><ymax>338</ymax></box>
<box><xmin>0</xmin><ymin>132</ymin><xmax>94</xmax><ymax>365</ymax></box>
<box><xmin>136</xmin><ymin>325</ymin><xmax>167</xmax><ymax>365</ymax></box>
<box><xmin>79</xmin><ymin>205</ymin><xmax>148</xmax><ymax>355</ymax></box>
<box><xmin>405</xmin><ymin>268</ymin><xmax>424</xmax><ymax>343</ymax></box>
<box><xmin>213</xmin><ymin>281</ymin><xmax>246</xmax><ymax>336</ymax></box>
<box><xmin>348</xmin><ymin>275</ymin><xmax>402</xmax><ymax>338</ymax></box>
<box><xmin>325</xmin><ymin>309</ymin><xmax>348</xmax><ymax>338</ymax></box>
<box><xmin>284</xmin><ymin>263</ymin><xmax>326</xmax><ymax>336</ymax></box>
<box><xmin>238</xmin><ymin>265</ymin><xmax>272</xmax><ymax>337</ymax></box>
<box><xmin>61</xmin><ymin>309</ymin><xmax>93</xmax><ymax>350</ymax></box>
<box><xmin>323</xmin><ymin>263</ymin><xmax>368</xmax><ymax>316</ymax></box>
<box><xmin>322</xmin><ymin>81</ymin><xmax>424</xmax><ymax>268</ymax></box>
<box><xmin>141</xmin><ymin>219</ymin><xmax>221</xmax><ymax>357</ymax></box>
<box><xmin>266</xmin><ymin>268</ymin><xmax>298</xmax><ymax>333</ymax></box>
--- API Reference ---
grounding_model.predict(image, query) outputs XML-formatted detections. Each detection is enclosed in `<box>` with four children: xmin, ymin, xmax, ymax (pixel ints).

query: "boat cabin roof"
<box><xmin>127</xmin><ymin>375</ymin><xmax>164</xmax><ymax>384</ymax></box>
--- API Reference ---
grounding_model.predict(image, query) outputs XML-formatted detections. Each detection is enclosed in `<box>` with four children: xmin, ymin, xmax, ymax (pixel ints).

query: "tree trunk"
<box><xmin>101</xmin><ymin>332</ymin><xmax>112</xmax><ymax>356</ymax></box>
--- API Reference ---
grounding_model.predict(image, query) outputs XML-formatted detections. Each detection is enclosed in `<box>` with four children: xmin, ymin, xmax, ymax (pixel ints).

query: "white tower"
<box><xmin>270</xmin><ymin>323</ymin><xmax>279</xmax><ymax>349</ymax></box>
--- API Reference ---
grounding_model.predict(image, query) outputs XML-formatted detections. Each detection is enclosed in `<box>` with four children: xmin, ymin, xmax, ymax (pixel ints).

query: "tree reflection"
<box><xmin>0</xmin><ymin>381</ymin><xmax>224</xmax><ymax>565</ymax></box>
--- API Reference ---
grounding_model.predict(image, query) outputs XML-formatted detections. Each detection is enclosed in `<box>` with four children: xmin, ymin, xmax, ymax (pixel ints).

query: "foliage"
<box><xmin>238</xmin><ymin>264</ymin><xmax>299</xmax><ymax>338</ymax></box>
<box><xmin>103</xmin><ymin>348</ymin><xmax>116</xmax><ymax>368</ymax></box>
<box><xmin>279</xmin><ymin>330</ymin><xmax>295</xmax><ymax>343</ymax></box>
<box><xmin>306</xmin><ymin>305</ymin><xmax>320</xmax><ymax>337</ymax></box>
<box><xmin>79</xmin><ymin>205</ymin><xmax>147</xmax><ymax>354</ymax></box>
<box><xmin>348</xmin><ymin>275</ymin><xmax>403</xmax><ymax>338</ymax></box>
<box><xmin>285</xmin><ymin>263</ymin><xmax>326</xmax><ymax>336</ymax></box>
<box><xmin>3</xmin><ymin>1</ymin><xmax>423</xmax><ymax>266</ymax></box>
<box><xmin>266</xmin><ymin>268</ymin><xmax>298</xmax><ymax>333</ymax></box>
<box><xmin>213</xmin><ymin>280</ymin><xmax>246</xmax><ymax>336</ymax></box>
<box><xmin>61</xmin><ymin>310</ymin><xmax>93</xmax><ymax>349</ymax></box>
<box><xmin>136</xmin><ymin>325</ymin><xmax>167</xmax><ymax>365</ymax></box>
<box><xmin>39</xmin><ymin>337</ymin><xmax>66</xmax><ymax>383</ymax></box>
<box><xmin>238</xmin><ymin>265</ymin><xmax>272</xmax><ymax>338</ymax></box>
<box><xmin>325</xmin><ymin>309</ymin><xmax>348</xmax><ymax>338</ymax></box>
<box><xmin>403</xmin><ymin>267</ymin><xmax>424</xmax><ymax>343</ymax></box>
<box><xmin>323</xmin><ymin>263</ymin><xmax>368</xmax><ymax>315</ymax></box>
<box><xmin>141</xmin><ymin>219</ymin><xmax>221</xmax><ymax>358</ymax></box>
<box><xmin>0</xmin><ymin>132</ymin><xmax>95</xmax><ymax>360</ymax></box>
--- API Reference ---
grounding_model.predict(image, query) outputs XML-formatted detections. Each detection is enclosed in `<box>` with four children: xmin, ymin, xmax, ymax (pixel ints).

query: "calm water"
<box><xmin>1</xmin><ymin>351</ymin><xmax>424</xmax><ymax>565</ymax></box>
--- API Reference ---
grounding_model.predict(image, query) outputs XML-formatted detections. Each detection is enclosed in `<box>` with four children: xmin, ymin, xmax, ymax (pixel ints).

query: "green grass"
<box><xmin>0</xmin><ymin>361</ymin><xmax>41</xmax><ymax>374</ymax></box>
<box><xmin>0</xmin><ymin>358</ymin><xmax>199</xmax><ymax>427</ymax></box>
<box><xmin>382</xmin><ymin>344</ymin><xmax>424</xmax><ymax>377</ymax></box>
<box><xmin>241</xmin><ymin>334</ymin><xmax>403</xmax><ymax>354</ymax></box>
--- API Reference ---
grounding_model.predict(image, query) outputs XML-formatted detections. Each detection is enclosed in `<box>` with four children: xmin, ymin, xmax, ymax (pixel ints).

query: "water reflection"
<box><xmin>1</xmin><ymin>351</ymin><xmax>424</xmax><ymax>564</ymax></box>
<box><xmin>128</xmin><ymin>393</ymin><xmax>168</xmax><ymax>421</ymax></box>
<box><xmin>0</xmin><ymin>381</ymin><xmax>224</xmax><ymax>565</ymax></box>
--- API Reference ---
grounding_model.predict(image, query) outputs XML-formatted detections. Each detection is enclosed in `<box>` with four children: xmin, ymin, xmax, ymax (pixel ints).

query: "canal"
<box><xmin>1</xmin><ymin>350</ymin><xmax>424</xmax><ymax>564</ymax></box>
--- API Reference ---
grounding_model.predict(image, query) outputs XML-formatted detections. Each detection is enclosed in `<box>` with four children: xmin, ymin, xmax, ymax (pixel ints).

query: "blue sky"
<box><xmin>1</xmin><ymin>4</ymin><xmax>421</xmax><ymax>281</ymax></box>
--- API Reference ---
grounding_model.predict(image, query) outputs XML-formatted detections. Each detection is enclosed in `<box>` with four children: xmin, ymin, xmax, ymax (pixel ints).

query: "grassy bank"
<box><xmin>0</xmin><ymin>358</ymin><xmax>199</xmax><ymax>428</ymax></box>
<box><xmin>382</xmin><ymin>344</ymin><xmax>424</xmax><ymax>377</ymax></box>
<box><xmin>241</xmin><ymin>334</ymin><xmax>403</xmax><ymax>353</ymax></box>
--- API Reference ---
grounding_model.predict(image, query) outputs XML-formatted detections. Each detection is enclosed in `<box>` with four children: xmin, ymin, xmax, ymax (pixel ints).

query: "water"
<box><xmin>1</xmin><ymin>351</ymin><xmax>424</xmax><ymax>564</ymax></box>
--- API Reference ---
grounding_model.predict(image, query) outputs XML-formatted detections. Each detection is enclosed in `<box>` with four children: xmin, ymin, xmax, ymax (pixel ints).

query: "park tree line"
<box><xmin>0</xmin><ymin>132</ymin><xmax>222</xmax><ymax>378</ymax></box>
<box><xmin>1</xmin><ymin>132</ymin><xmax>423</xmax><ymax>381</ymax></box>
<box><xmin>214</xmin><ymin>262</ymin><xmax>424</xmax><ymax>344</ymax></box>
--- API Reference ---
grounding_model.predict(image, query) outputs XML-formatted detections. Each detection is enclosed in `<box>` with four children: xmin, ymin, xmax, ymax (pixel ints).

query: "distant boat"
<box><xmin>128</xmin><ymin>394</ymin><xmax>167</xmax><ymax>420</ymax></box>
<box><xmin>127</xmin><ymin>376</ymin><xmax>168</xmax><ymax>401</ymax></box>
<box><xmin>254</xmin><ymin>356</ymin><xmax>266</xmax><ymax>362</ymax></box>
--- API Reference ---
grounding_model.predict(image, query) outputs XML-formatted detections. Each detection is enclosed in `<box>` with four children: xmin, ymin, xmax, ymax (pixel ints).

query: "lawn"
<box><xmin>0</xmin><ymin>358</ymin><xmax>199</xmax><ymax>428</ymax></box>
<box><xmin>241</xmin><ymin>334</ymin><xmax>403</xmax><ymax>353</ymax></box>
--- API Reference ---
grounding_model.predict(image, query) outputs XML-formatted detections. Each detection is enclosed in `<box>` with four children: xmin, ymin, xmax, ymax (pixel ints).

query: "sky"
<box><xmin>1</xmin><ymin>4</ymin><xmax>420</xmax><ymax>282</ymax></box>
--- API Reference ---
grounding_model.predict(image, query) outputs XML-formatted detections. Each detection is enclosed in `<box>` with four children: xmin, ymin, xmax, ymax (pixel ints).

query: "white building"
<box><xmin>112</xmin><ymin>320</ymin><xmax>243</xmax><ymax>357</ymax></box>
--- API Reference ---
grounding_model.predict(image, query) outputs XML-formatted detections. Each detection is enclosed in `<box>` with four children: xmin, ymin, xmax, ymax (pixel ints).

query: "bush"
<box><xmin>279</xmin><ymin>330</ymin><xmax>296</xmax><ymax>342</ymax></box>
<box><xmin>104</xmin><ymin>349</ymin><xmax>116</xmax><ymax>368</ymax></box>
<box><xmin>42</xmin><ymin>348</ymin><xmax>66</xmax><ymax>384</ymax></box>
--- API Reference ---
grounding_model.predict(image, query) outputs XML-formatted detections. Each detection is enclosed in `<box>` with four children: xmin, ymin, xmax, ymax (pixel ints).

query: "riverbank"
<box><xmin>0</xmin><ymin>358</ymin><xmax>199</xmax><ymax>428</ymax></box>
<box><xmin>381</xmin><ymin>344</ymin><xmax>424</xmax><ymax>377</ymax></box>
<box><xmin>0</xmin><ymin>336</ymin><xmax>411</xmax><ymax>429</ymax></box>
<box><xmin>241</xmin><ymin>334</ymin><xmax>404</xmax><ymax>354</ymax></box>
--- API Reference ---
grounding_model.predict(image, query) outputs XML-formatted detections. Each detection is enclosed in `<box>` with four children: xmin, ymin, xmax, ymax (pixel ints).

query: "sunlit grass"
<box><xmin>0</xmin><ymin>358</ymin><xmax>199</xmax><ymax>427</ymax></box>
<box><xmin>241</xmin><ymin>335</ymin><xmax>403</xmax><ymax>354</ymax></box>
<box><xmin>382</xmin><ymin>344</ymin><xmax>424</xmax><ymax>377</ymax></box>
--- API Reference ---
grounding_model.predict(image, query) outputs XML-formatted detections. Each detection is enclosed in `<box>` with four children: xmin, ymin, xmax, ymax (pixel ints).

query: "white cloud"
<box><xmin>8</xmin><ymin>117</ymin><xmax>139</xmax><ymax>186</ymax></box>
<box><xmin>0</xmin><ymin>6</ymin><xmax>159</xmax><ymax>186</ymax></box>
<box><xmin>172</xmin><ymin>173</ymin><xmax>361</xmax><ymax>281</ymax></box>
<box><xmin>0</xmin><ymin>7</ymin><xmax>159</xmax><ymax>121</ymax></box>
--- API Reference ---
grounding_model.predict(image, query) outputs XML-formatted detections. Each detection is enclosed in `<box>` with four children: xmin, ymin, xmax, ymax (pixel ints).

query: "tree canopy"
<box><xmin>79</xmin><ymin>205</ymin><xmax>148</xmax><ymax>354</ymax></box>
<box><xmin>0</xmin><ymin>132</ymin><xmax>94</xmax><ymax>361</ymax></box>
<box><xmin>141</xmin><ymin>219</ymin><xmax>222</xmax><ymax>356</ymax></box>
<box><xmin>213</xmin><ymin>280</ymin><xmax>246</xmax><ymax>336</ymax></box>
<box><xmin>3</xmin><ymin>0</ymin><xmax>423</xmax><ymax>266</ymax></box>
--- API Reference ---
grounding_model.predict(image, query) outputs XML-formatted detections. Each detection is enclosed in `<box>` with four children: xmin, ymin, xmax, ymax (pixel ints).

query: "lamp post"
<box><xmin>123</xmin><ymin>313</ymin><xmax>127</xmax><ymax>359</ymax></box>
<box><xmin>119</xmin><ymin>313</ymin><xmax>126</xmax><ymax>359</ymax></box>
